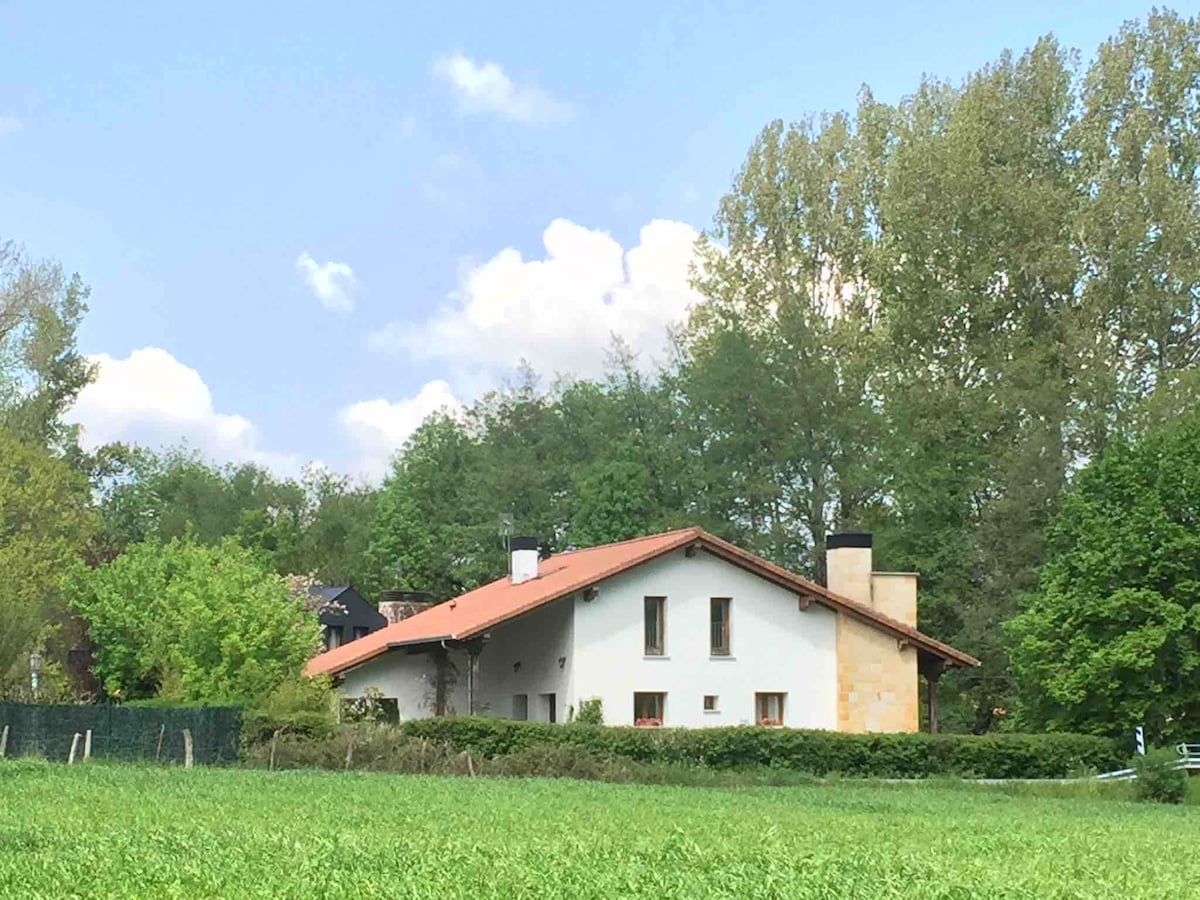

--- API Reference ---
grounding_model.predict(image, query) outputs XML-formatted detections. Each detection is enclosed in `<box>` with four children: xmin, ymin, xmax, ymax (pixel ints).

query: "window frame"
<box><xmin>512</xmin><ymin>694</ymin><xmax>529</xmax><ymax>721</ymax></box>
<box><xmin>644</xmin><ymin>596</ymin><xmax>666</xmax><ymax>656</ymax></box>
<box><xmin>710</xmin><ymin>597</ymin><xmax>731</xmax><ymax>656</ymax></box>
<box><xmin>755</xmin><ymin>692</ymin><xmax>785</xmax><ymax>727</ymax></box>
<box><xmin>633</xmin><ymin>692</ymin><xmax>665</xmax><ymax>727</ymax></box>
<box><xmin>703</xmin><ymin>694</ymin><xmax>719</xmax><ymax>713</ymax></box>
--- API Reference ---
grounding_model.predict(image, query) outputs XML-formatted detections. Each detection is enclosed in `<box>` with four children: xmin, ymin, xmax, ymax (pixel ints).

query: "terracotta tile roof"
<box><xmin>305</xmin><ymin>526</ymin><xmax>979</xmax><ymax>677</ymax></box>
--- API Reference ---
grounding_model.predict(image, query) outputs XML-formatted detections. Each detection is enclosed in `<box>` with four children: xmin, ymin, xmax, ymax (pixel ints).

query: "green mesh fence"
<box><xmin>0</xmin><ymin>703</ymin><xmax>241</xmax><ymax>764</ymax></box>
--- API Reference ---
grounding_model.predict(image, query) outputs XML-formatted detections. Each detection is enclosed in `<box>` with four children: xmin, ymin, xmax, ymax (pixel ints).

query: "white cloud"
<box><xmin>433</xmin><ymin>54</ymin><xmax>572</xmax><ymax>125</ymax></box>
<box><xmin>297</xmin><ymin>251</ymin><xmax>356</xmax><ymax>313</ymax></box>
<box><xmin>0</xmin><ymin>116</ymin><xmax>22</xmax><ymax>138</ymax></box>
<box><xmin>66</xmin><ymin>347</ymin><xmax>303</xmax><ymax>474</ymax></box>
<box><xmin>369</xmin><ymin>217</ymin><xmax>703</xmax><ymax>384</ymax></box>
<box><xmin>338</xmin><ymin>380</ymin><xmax>462</xmax><ymax>480</ymax></box>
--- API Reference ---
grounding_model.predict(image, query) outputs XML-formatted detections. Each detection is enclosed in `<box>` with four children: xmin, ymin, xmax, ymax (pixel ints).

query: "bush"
<box><xmin>396</xmin><ymin>718</ymin><xmax>1125</xmax><ymax>779</ymax></box>
<box><xmin>574</xmin><ymin>698</ymin><xmax>604</xmax><ymax>726</ymax></box>
<box><xmin>242</xmin><ymin>676</ymin><xmax>335</xmax><ymax>743</ymax></box>
<box><xmin>1131</xmin><ymin>748</ymin><xmax>1188</xmax><ymax>804</ymax></box>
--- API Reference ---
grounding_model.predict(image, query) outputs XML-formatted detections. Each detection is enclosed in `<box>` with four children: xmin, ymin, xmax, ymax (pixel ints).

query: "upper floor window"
<box><xmin>756</xmin><ymin>692</ymin><xmax>785</xmax><ymax>727</ymax></box>
<box><xmin>710</xmin><ymin>597</ymin><xmax>731</xmax><ymax>656</ymax></box>
<box><xmin>644</xmin><ymin>596</ymin><xmax>665</xmax><ymax>655</ymax></box>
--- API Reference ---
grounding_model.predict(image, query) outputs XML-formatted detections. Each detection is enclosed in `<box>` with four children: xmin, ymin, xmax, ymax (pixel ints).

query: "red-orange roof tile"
<box><xmin>305</xmin><ymin>526</ymin><xmax>978</xmax><ymax>677</ymax></box>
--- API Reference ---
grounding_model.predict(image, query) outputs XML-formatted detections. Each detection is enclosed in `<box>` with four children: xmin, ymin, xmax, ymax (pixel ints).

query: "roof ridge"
<box><xmin>554</xmin><ymin>526</ymin><xmax>699</xmax><ymax>557</ymax></box>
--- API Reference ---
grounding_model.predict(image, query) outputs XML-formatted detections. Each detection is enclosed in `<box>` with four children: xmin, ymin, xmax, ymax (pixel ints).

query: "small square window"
<box><xmin>703</xmin><ymin>695</ymin><xmax>718</xmax><ymax>712</ymax></box>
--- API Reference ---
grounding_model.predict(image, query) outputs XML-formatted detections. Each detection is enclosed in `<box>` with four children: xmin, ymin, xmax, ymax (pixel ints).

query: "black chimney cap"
<box><xmin>509</xmin><ymin>536</ymin><xmax>539</xmax><ymax>551</ymax></box>
<box><xmin>826</xmin><ymin>532</ymin><xmax>872</xmax><ymax>550</ymax></box>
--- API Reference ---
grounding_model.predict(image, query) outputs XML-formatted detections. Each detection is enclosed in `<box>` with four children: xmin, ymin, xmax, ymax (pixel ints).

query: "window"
<box><xmin>325</xmin><ymin>626</ymin><xmax>344</xmax><ymax>651</ymax></box>
<box><xmin>512</xmin><ymin>694</ymin><xmax>528</xmax><ymax>721</ymax></box>
<box><xmin>703</xmin><ymin>695</ymin><xmax>718</xmax><ymax>712</ymax></box>
<box><xmin>540</xmin><ymin>693</ymin><xmax>557</xmax><ymax>724</ymax></box>
<box><xmin>644</xmin><ymin>596</ymin><xmax>665</xmax><ymax>655</ymax></box>
<box><xmin>756</xmin><ymin>692</ymin><xmax>785</xmax><ymax>727</ymax></box>
<box><xmin>352</xmin><ymin>626</ymin><xmax>370</xmax><ymax>641</ymax></box>
<box><xmin>634</xmin><ymin>692</ymin><xmax>665</xmax><ymax>727</ymax></box>
<box><xmin>710</xmin><ymin>598</ymin><xmax>731</xmax><ymax>655</ymax></box>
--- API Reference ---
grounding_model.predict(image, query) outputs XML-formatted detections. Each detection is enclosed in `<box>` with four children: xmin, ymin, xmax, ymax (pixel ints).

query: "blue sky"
<box><xmin>0</xmin><ymin>0</ymin><xmax>1160</xmax><ymax>479</ymax></box>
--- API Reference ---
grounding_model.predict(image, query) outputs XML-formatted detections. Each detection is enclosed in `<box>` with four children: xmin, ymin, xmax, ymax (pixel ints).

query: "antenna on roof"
<box><xmin>499</xmin><ymin>514</ymin><xmax>514</xmax><ymax>576</ymax></box>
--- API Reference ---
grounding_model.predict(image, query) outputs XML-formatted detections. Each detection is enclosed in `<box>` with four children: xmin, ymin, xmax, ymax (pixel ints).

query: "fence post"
<box><xmin>84</xmin><ymin>729</ymin><xmax>93</xmax><ymax>761</ymax></box>
<box><xmin>68</xmin><ymin>732</ymin><xmax>81</xmax><ymax>764</ymax></box>
<box><xmin>0</xmin><ymin>724</ymin><xmax>8</xmax><ymax>758</ymax></box>
<box><xmin>155</xmin><ymin>724</ymin><xmax>166</xmax><ymax>763</ymax></box>
<box><xmin>182</xmin><ymin>729</ymin><xmax>194</xmax><ymax>769</ymax></box>
<box><xmin>269</xmin><ymin>729</ymin><xmax>281</xmax><ymax>771</ymax></box>
<box><xmin>1135</xmin><ymin>726</ymin><xmax>1145</xmax><ymax>756</ymax></box>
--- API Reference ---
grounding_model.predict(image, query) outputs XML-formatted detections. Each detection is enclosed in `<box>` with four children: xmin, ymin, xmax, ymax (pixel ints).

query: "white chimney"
<box><xmin>510</xmin><ymin>536</ymin><xmax>540</xmax><ymax>585</ymax></box>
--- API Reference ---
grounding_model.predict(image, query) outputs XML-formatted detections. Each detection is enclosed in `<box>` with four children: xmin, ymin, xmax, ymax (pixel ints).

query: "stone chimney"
<box><xmin>378</xmin><ymin>590</ymin><xmax>435</xmax><ymax>625</ymax></box>
<box><xmin>825</xmin><ymin>532</ymin><xmax>917</xmax><ymax>627</ymax></box>
<box><xmin>509</xmin><ymin>536</ymin><xmax>540</xmax><ymax>585</ymax></box>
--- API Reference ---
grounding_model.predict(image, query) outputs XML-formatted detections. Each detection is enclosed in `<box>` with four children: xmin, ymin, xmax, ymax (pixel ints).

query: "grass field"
<box><xmin>2</xmin><ymin>762</ymin><xmax>1198</xmax><ymax>898</ymax></box>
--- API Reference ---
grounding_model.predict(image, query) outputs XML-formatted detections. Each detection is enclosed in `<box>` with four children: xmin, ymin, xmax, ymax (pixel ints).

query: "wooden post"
<box><xmin>84</xmin><ymin>729</ymin><xmax>93</xmax><ymax>761</ymax></box>
<box><xmin>68</xmin><ymin>732</ymin><xmax>81</xmax><ymax>765</ymax></box>
<box><xmin>919</xmin><ymin>655</ymin><xmax>946</xmax><ymax>735</ymax></box>
<box><xmin>182</xmin><ymin>728</ymin><xmax>194</xmax><ymax>769</ymax></box>
<box><xmin>0</xmin><ymin>724</ymin><xmax>8</xmax><ymax>758</ymax></box>
<box><xmin>927</xmin><ymin>674</ymin><xmax>940</xmax><ymax>735</ymax></box>
<box><xmin>269</xmin><ymin>728</ymin><xmax>281</xmax><ymax>771</ymax></box>
<box><xmin>344</xmin><ymin>739</ymin><xmax>354</xmax><ymax>771</ymax></box>
<box><xmin>155</xmin><ymin>724</ymin><xmax>166</xmax><ymax>763</ymax></box>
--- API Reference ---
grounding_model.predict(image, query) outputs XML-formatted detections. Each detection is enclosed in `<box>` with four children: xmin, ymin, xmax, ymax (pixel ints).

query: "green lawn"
<box><xmin>1</xmin><ymin>762</ymin><xmax>1197</xmax><ymax>898</ymax></box>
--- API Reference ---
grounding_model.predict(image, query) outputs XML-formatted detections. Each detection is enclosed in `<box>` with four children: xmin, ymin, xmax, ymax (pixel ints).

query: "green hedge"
<box><xmin>398</xmin><ymin>718</ymin><xmax>1125</xmax><ymax>779</ymax></box>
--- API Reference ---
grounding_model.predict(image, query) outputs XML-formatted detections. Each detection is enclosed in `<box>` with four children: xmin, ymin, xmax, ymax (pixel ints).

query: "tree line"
<box><xmin>2</xmin><ymin>10</ymin><xmax>1198</xmax><ymax>737</ymax></box>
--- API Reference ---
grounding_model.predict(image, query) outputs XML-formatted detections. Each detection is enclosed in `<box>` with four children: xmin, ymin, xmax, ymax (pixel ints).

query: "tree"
<box><xmin>0</xmin><ymin>430</ymin><xmax>96</xmax><ymax>689</ymax></box>
<box><xmin>63</xmin><ymin>538</ymin><xmax>320</xmax><ymax>704</ymax></box>
<box><xmin>568</xmin><ymin>459</ymin><xmax>652</xmax><ymax>547</ymax></box>
<box><xmin>1007</xmin><ymin>414</ymin><xmax>1200</xmax><ymax>741</ymax></box>
<box><xmin>97</xmin><ymin>448</ymin><xmax>377</xmax><ymax>589</ymax></box>
<box><xmin>0</xmin><ymin>242</ymin><xmax>95</xmax><ymax>454</ymax></box>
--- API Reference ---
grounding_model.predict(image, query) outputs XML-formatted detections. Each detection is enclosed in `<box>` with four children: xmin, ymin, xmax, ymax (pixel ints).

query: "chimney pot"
<box><xmin>378</xmin><ymin>590</ymin><xmax>435</xmax><ymax>624</ymax></box>
<box><xmin>510</xmin><ymin>536</ymin><xmax>540</xmax><ymax>584</ymax></box>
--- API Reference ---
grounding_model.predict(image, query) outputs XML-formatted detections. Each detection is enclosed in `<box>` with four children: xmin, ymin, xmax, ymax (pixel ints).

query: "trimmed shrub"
<box><xmin>1131</xmin><ymin>748</ymin><xmax>1188</xmax><ymax>804</ymax></box>
<box><xmin>397</xmin><ymin>718</ymin><xmax>1125</xmax><ymax>779</ymax></box>
<box><xmin>574</xmin><ymin>698</ymin><xmax>604</xmax><ymax>726</ymax></box>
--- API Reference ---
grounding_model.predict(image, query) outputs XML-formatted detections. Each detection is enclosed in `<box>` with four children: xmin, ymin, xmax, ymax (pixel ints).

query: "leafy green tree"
<box><xmin>0</xmin><ymin>242</ymin><xmax>96</xmax><ymax>454</ymax></box>
<box><xmin>97</xmin><ymin>448</ymin><xmax>376</xmax><ymax>588</ymax></box>
<box><xmin>63</xmin><ymin>538</ymin><xmax>319</xmax><ymax>703</ymax></box>
<box><xmin>568</xmin><ymin>459</ymin><xmax>652</xmax><ymax>547</ymax></box>
<box><xmin>0</xmin><ymin>429</ymin><xmax>97</xmax><ymax>689</ymax></box>
<box><xmin>1007</xmin><ymin>415</ymin><xmax>1200</xmax><ymax>742</ymax></box>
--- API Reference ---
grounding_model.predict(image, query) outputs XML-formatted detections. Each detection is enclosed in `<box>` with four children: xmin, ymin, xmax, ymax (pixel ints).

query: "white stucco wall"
<box><xmin>474</xmin><ymin>595</ymin><xmax>574</xmax><ymax>722</ymax></box>
<box><xmin>340</xmin><ymin>646</ymin><xmax>469</xmax><ymax>719</ymax></box>
<box><xmin>571</xmin><ymin>549</ymin><xmax>838</xmax><ymax>728</ymax></box>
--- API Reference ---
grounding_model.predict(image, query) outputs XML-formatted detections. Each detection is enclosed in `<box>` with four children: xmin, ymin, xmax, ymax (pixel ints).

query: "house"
<box><xmin>305</xmin><ymin>528</ymin><xmax>978</xmax><ymax>732</ymax></box>
<box><xmin>310</xmin><ymin>586</ymin><xmax>387</xmax><ymax>652</ymax></box>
